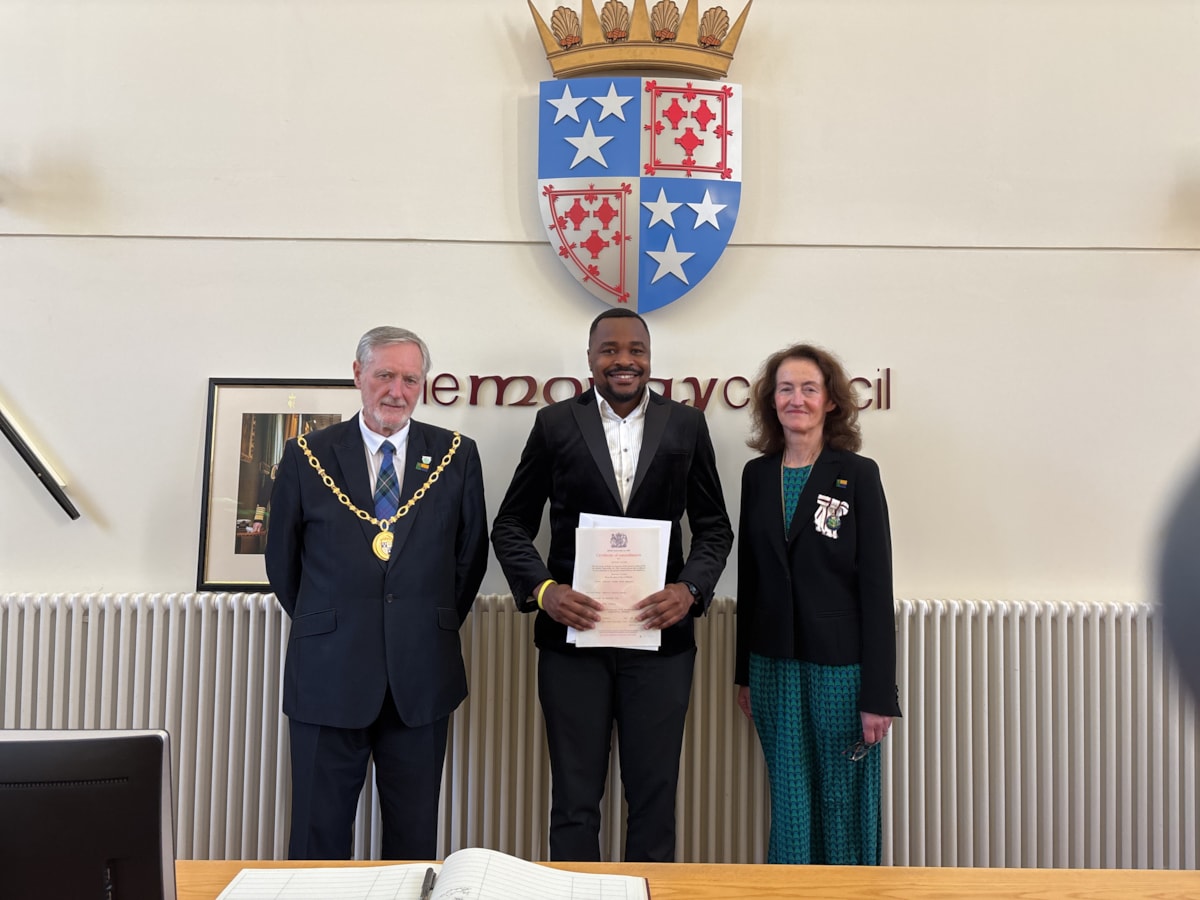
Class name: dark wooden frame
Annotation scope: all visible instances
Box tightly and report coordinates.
[197,378,356,591]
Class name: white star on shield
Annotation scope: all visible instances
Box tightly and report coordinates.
[646,235,694,284]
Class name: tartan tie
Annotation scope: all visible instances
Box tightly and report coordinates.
[374,441,401,520]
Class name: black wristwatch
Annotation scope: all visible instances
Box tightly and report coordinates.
[681,581,703,613]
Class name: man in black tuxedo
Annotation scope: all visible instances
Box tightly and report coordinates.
[491,308,733,862]
[266,326,488,860]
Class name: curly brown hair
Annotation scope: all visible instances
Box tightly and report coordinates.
[746,343,862,455]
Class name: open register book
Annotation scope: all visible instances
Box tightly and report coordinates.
[217,846,651,899]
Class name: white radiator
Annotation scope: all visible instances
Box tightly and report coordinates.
[890,599,1198,869]
[1,593,1195,867]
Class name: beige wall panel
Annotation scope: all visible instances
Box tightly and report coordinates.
[749,0,1200,248]
[2,1,1198,247]
[1,237,1196,603]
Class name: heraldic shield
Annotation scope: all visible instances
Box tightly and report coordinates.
[537,76,742,312]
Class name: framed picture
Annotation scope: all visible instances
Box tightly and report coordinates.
[197,378,358,591]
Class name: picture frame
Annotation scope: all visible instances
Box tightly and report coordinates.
[197,378,358,591]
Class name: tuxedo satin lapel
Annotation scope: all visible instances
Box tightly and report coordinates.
[573,393,621,508]
[386,423,429,565]
[331,418,381,557]
[629,393,667,502]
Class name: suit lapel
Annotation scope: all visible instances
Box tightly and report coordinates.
[573,391,622,508]
[760,454,792,571]
[629,391,667,503]
[786,448,838,548]
[330,416,383,560]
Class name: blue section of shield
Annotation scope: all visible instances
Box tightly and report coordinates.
[538,77,642,180]
[637,177,742,313]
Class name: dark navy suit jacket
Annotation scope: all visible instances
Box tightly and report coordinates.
[735,447,901,716]
[266,415,488,729]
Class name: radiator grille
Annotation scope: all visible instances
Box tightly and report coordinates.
[1,593,1195,867]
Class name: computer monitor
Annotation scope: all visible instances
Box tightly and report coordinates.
[0,728,177,900]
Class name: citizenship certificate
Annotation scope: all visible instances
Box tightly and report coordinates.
[571,519,667,650]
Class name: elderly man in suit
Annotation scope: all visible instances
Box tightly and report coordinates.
[266,325,488,860]
[491,307,733,862]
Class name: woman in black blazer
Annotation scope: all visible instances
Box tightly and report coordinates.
[735,343,901,865]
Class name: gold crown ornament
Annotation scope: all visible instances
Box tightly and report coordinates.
[529,0,752,80]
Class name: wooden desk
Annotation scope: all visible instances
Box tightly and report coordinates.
[176,859,1200,900]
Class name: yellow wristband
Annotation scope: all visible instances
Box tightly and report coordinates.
[536,580,556,610]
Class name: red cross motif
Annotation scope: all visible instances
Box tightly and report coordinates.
[643,81,736,180]
[675,127,704,159]
[662,98,688,130]
[594,197,619,230]
[542,182,634,304]
[580,230,609,259]
[564,198,589,230]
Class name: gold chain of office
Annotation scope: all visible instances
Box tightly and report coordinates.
[296,431,461,561]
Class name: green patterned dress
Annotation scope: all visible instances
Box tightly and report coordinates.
[748,463,882,865]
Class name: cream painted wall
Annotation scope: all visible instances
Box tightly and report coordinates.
[2,1,1199,603]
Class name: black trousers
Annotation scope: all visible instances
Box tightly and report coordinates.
[538,645,696,862]
[287,687,449,860]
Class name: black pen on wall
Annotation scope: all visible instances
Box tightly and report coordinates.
[0,397,80,520]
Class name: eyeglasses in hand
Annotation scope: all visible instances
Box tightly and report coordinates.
[843,740,871,762]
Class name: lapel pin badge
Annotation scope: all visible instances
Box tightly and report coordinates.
[416,455,432,471]
[836,478,848,488]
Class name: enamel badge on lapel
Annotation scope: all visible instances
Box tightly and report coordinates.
[529,1,751,311]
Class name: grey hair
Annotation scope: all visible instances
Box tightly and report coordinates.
[355,326,432,378]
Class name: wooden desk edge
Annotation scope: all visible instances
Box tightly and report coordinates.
[176,858,1200,900]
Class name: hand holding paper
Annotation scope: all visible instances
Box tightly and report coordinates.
[540,582,602,630]
[634,581,695,630]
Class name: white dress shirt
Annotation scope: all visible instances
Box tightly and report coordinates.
[596,389,650,511]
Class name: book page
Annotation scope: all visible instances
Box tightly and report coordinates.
[216,863,439,899]
[436,848,649,900]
